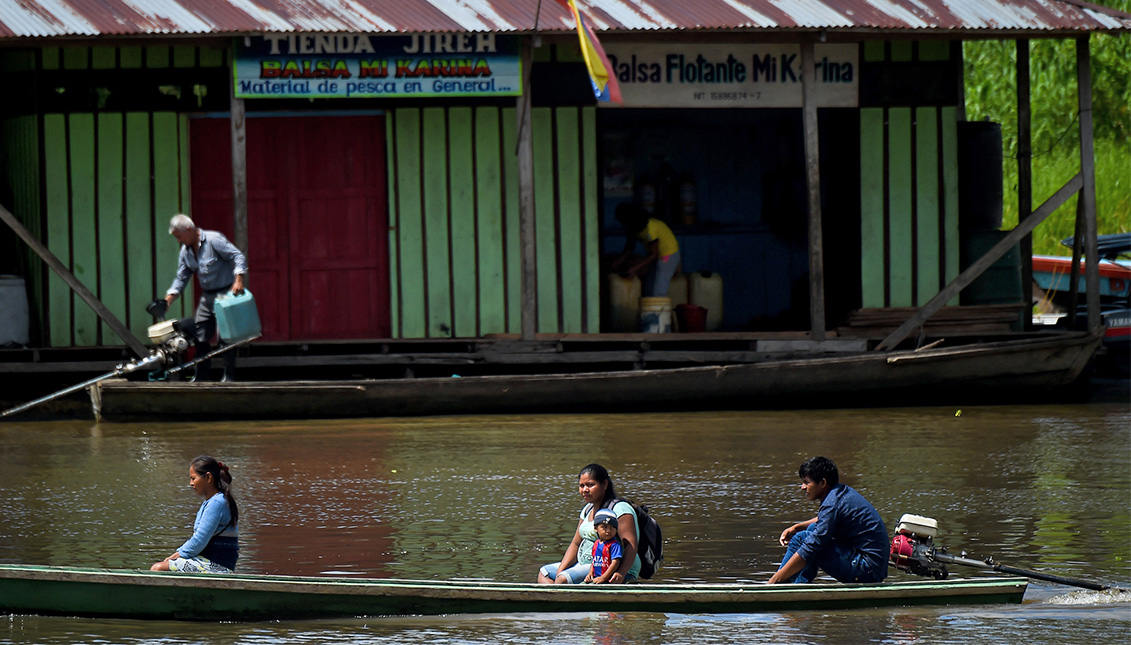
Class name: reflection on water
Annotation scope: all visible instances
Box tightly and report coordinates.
[1,402,1128,643]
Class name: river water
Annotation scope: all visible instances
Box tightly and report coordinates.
[1,401,1128,643]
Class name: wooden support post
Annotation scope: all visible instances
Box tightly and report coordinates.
[1016,39,1032,330]
[230,46,249,256]
[800,42,826,341]
[517,37,538,341]
[876,173,1082,351]
[0,203,149,357]
[1076,37,1100,333]
[1068,196,1083,327]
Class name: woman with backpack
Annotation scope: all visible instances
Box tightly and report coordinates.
[537,463,641,584]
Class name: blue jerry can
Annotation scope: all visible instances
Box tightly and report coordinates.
[214,290,262,343]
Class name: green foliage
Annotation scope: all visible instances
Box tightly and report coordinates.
[963,3,1130,255]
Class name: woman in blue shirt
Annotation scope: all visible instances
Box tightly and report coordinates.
[151,455,240,573]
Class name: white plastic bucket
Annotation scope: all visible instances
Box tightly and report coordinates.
[0,275,30,346]
[639,297,672,333]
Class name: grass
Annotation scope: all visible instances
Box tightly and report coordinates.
[964,13,1130,257]
[1002,137,1130,256]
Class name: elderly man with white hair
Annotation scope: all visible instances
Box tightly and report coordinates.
[164,214,248,382]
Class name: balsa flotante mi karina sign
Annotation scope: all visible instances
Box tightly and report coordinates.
[234,34,522,99]
[600,43,859,108]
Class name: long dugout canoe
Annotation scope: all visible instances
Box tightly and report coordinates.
[89,332,1100,420]
[0,565,1027,621]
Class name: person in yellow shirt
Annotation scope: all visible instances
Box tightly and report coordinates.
[611,203,681,297]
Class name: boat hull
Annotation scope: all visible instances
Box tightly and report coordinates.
[0,565,1027,621]
[90,333,1100,420]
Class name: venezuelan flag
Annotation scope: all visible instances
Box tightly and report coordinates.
[556,0,622,103]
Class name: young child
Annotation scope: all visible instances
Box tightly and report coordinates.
[585,509,623,584]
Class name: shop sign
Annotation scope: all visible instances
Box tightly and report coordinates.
[602,43,858,108]
[234,34,522,99]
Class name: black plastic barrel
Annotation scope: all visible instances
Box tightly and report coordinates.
[957,121,1004,232]
[961,230,1023,306]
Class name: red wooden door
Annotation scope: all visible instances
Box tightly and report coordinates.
[189,116,390,341]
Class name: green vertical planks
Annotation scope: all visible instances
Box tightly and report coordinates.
[532,107,558,332]
[447,107,477,336]
[501,107,521,333]
[44,115,69,345]
[384,106,598,339]
[915,108,941,305]
[940,106,960,305]
[178,115,192,215]
[124,112,154,341]
[152,113,184,320]
[475,107,506,335]
[176,114,192,321]
[555,107,583,333]
[385,115,401,338]
[422,107,452,337]
[2,116,43,332]
[859,108,885,308]
[97,113,127,344]
[392,109,426,338]
[887,107,913,307]
[68,113,98,346]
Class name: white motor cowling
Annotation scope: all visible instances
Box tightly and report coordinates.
[147,320,192,360]
[890,513,948,580]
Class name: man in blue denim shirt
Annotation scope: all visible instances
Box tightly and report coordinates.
[164,214,248,382]
[768,456,888,584]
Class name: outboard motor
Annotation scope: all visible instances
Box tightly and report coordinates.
[890,514,949,580]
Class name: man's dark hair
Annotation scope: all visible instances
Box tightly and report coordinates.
[799,456,839,487]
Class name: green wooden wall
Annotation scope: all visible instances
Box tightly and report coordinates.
[40,111,192,347]
[0,43,224,347]
[859,42,960,309]
[1,114,43,339]
[386,106,599,338]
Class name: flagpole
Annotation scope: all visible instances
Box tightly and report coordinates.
[517,35,538,341]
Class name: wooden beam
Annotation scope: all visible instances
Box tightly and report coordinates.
[0,203,149,357]
[1068,195,1083,326]
[1016,39,1033,331]
[876,172,1082,351]
[800,42,826,341]
[1076,37,1100,332]
[517,37,538,341]
[230,82,249,255]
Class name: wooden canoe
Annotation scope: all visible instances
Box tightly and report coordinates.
[88,332,1099,420]
[0,565,1027,621]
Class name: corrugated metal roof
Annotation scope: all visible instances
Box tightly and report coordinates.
[0,0,1127,40]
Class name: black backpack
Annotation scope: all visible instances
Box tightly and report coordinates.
[598,497,663,579]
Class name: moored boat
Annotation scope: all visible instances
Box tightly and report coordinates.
[0,564,1027,621]
[89,332,1099,420]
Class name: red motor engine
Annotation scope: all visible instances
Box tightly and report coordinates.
[889,514,948,580]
